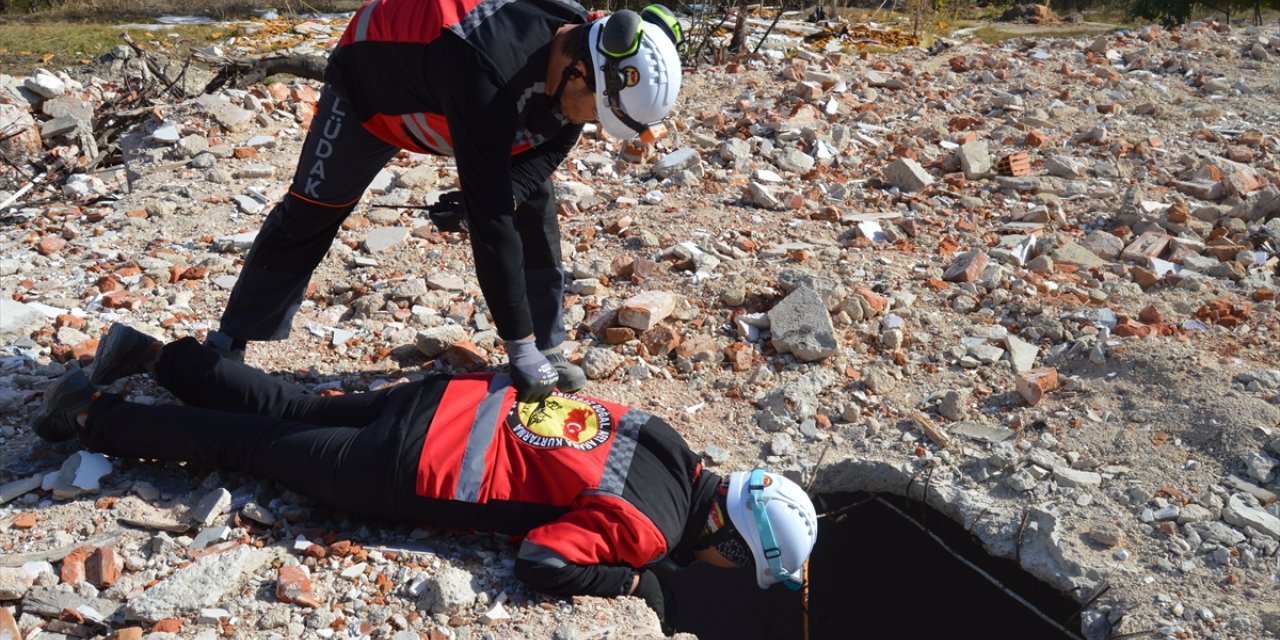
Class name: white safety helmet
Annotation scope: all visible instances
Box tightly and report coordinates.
[725,469,819,589]
[587,10,682,140]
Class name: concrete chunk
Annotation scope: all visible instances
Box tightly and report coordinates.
[884,158,933,192]
[1222,494,1280,539]
[768,287,838,361]
[123,545,268,622]
[618,291,677,332]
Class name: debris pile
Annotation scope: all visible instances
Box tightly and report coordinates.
[2,11,1280,640]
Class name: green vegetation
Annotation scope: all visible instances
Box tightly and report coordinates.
[0,0,362,18]
[1129,0,1280,26]
[0,22,238,75]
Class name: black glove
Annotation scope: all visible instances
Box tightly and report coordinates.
[506,337,558,403]
[428,190,468,233]
[632,569,677,635]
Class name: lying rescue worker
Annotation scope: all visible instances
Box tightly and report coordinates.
[206,0,685,405]
[31,324,818,630]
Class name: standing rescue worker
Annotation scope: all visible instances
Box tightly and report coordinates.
[32,324,818,632]
[207,0,685,403]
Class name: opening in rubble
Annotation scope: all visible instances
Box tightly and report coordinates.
[657,492,1083,640]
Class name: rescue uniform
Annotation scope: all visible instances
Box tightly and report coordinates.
[80,338,719,600]
[219,0,587,351]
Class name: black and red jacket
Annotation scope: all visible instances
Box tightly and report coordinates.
[395,374,720,599]
[325,0,588,342]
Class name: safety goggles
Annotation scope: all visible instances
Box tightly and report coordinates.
[747,469,805,590]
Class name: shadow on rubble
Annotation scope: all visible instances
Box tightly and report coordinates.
[657,492,1082,640]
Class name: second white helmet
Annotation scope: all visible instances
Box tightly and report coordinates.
[725,469,819,589]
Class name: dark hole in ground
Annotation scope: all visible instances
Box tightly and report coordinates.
[656,492,1083,640]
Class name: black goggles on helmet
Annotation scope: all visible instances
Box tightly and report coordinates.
[592,10,653,136]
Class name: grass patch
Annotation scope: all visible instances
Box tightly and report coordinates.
[0,21,238,75]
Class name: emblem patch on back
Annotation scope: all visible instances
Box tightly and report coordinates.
[509,394,613,450]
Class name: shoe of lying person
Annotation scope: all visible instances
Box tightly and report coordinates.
[542,347,587,393]
[30,369,96,442]
[90,324,161,386]
[204,330,246,363]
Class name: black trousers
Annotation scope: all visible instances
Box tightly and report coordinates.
[80,338,436,520]
[218,84,566,349]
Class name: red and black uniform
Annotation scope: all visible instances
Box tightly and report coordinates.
[80,338,719,600]
[217,0,586,351]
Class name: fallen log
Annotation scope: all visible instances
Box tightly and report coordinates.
[196,51,328,93]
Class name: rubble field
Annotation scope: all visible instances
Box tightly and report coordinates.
[2,11,1280,640]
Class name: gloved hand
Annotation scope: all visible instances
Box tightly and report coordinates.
[506,337,558,403]
[428,190,468,233]
[631,570,677,634]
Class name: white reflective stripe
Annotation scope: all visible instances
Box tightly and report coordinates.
[401,113,453,155]
[453,374,511,503]
[516,539,570,567]
[598,410,646,495]
[353,0,380,42]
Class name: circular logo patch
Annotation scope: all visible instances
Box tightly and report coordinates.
[622,66,641,88]
[508,394,612,450]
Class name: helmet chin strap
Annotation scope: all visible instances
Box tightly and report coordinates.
[550,62,583,109]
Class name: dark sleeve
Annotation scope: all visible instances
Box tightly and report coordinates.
[510,122,582,207]
[431,36,533,340]
[514,549,636,598]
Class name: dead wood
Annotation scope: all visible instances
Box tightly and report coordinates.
[196,51,328,94]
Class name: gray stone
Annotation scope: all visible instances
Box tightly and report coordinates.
[1053,467,1102,488]
[426,273,467,291]
[777,269,844,311]
[24,69,65,98]
[719,138,751,164]
[1044,155,1084,179]
[1007,469,1038,491]
[774,146,815,175]
[1185,521,1246,546]
[1176,503,1214,524]
[652,148,700,179]
[958,140,991,179]
[580,347,623,380]
[1080,231,1125,260]
[196,95,253,132]
[0,295,46,339]
[416,565,478,615]
[749,182,781,209]
[1242,451,1278,484]
[1085,522,1124,547]
[40,115,80,138]
[0,566,35,599]
[240,502,275,526]
[232,195,264,215]
[949,421,1014,443]
[1237,369,1280,389]
[364,227,411,253]
[124,546,268,622]
[883,158,933,192]
[1004,334,1038,373]
[937,389,969,421]
[768,287,838,362]
[862,367,897,394]
[190,488,231,527]
[1223,494,1280,539]
[416,325,468,357]
[1052,242,1108,268]
[770,433,796,457]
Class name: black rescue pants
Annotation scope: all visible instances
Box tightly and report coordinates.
[79,338,437,520]
[217,85,567,349]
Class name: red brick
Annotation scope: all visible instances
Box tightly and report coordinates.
[1114,317,1152,338]
[1130,267,1160,290]
[55,314,85,329]
[997,152,1030,176]
[1016,368,1059,406]
[854,287,887,315]
[71,338,99,363]
[942,250,989,283]
[86,546,120,588]
[723,342,754,372]
[1024,129,1049,148]
[603,327,635,345]
[37,235,67,256]
[1138,305,1164,324]
[102,290,145,311]
[151,619,183,634]
[180,266,210,281]
[110,627,144,640]
[441,342,488,371]
[12,512,36,528]
[60,545,95,585]
[0,602,19,639]
[277,565,321,607]
[232,147,257,159]
[640,325,680,358]
[1120,231,1170,263]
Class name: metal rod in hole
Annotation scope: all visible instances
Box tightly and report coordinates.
[873,497,1086,640]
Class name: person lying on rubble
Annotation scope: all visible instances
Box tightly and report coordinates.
[31,323,818,631]
[205,0,686,406]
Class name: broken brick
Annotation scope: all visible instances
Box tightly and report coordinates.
[37,235,67,256]
[1119,231,1170,263]
[86,546,120,588]
[60,545,95,585]
[441,342,487,372]
[942,250,989,283]
[996,152,1030,176]
[1016,368,1059,406]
